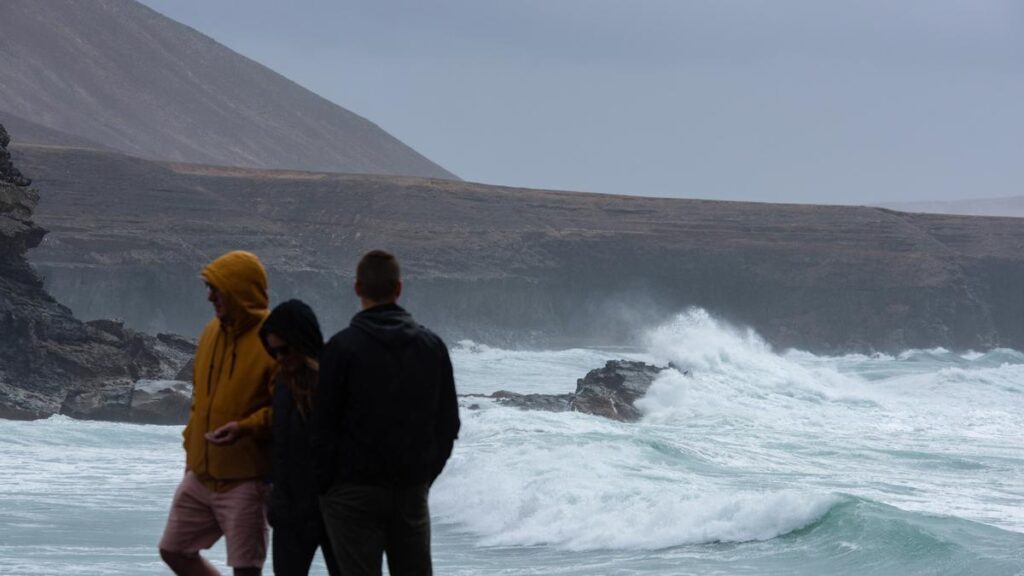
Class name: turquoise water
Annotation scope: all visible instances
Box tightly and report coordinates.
[2,310,1023,575]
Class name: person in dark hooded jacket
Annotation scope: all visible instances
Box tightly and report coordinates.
[312,250,460,576]
[259,300,340,576]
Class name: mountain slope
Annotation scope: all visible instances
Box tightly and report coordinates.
[0,0,455,178]
[0,110,113,151]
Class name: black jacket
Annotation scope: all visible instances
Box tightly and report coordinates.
[311,304,460,490]
[269,374,322,526]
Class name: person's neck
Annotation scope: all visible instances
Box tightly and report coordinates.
[360,298,397,311]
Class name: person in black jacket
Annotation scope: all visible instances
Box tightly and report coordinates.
[312,250,460,576]
[259,300,340,576]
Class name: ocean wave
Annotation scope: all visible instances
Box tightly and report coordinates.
[434,467,839,551]
[634,309,879,425]
[631,310,1024,424]
[783,497,1024,574]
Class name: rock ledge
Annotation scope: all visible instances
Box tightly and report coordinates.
[490,360,668,422]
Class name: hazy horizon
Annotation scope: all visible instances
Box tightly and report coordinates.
[135,0,1024,205]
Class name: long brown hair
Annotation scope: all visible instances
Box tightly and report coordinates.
[285,356,319,418]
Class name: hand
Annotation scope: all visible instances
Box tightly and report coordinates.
[205,421,242,446]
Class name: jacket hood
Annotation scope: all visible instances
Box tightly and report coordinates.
[350,303,419,347]
[201,251,269,333]
[260,299,324,359]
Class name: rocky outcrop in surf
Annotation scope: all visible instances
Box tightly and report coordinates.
[491,360,666,422]
[0,122,193,422]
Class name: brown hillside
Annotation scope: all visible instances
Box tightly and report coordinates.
[0,0,454,178]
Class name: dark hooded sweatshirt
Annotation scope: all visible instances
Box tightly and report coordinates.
[259,300,324,526]
[311,303,460,491]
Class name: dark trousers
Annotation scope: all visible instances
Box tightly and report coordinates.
[272,516,340,576]
[320,483,432,576]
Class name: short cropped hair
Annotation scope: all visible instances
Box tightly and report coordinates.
[356,250,401,301]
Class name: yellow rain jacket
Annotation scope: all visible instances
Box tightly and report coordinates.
[183,251,276,490]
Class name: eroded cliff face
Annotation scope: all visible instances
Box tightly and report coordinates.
[0,123,191,420]
[16,141,1024,354]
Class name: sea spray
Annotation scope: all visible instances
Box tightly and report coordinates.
[450,340,655,396]
[636,308,878,425]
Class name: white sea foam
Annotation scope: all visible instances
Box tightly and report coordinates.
[436,309,1024,551]
[636,309,879,426]
[432,406,837,550]
[2,309,1023,574]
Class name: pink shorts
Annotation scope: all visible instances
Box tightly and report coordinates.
[159,472,269,569]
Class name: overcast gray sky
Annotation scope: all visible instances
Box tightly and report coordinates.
[137,0,1023,204]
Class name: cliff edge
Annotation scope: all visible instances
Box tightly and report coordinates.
[0,123,192,421]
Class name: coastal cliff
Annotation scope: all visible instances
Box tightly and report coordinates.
[0,124,192,421]
[13,141,1024,353]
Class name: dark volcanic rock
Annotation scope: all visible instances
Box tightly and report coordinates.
[61,379,135,421]
[58,331,194,423]
[490,390,574,413]
[493,360,667,422]
[569,360,664,422]
[174,358,195,382]
[0,123,193,422]
[128,380,191,425]
[0,124,31,187]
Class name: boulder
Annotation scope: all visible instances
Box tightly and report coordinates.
[491,360,670,422]
[129,380,191,425]
[569,360,664,422]
[60,378,134,421]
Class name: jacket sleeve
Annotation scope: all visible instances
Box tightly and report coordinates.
[311,336,346,493]
[237,366,275,440]
[237,405,272,438]
[431,340,461,484]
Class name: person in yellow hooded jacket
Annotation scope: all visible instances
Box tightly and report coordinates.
[159,251,277,576]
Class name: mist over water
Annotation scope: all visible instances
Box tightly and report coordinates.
[2,309,1023,574]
